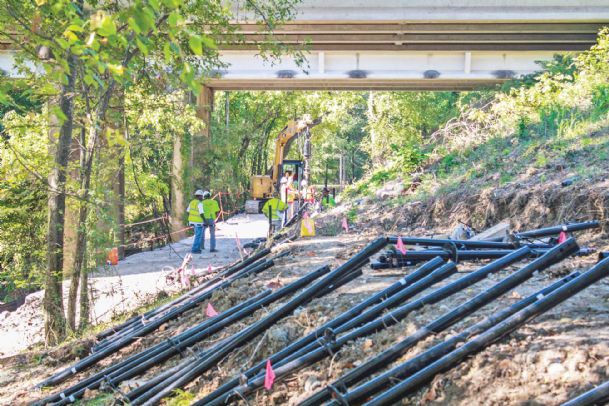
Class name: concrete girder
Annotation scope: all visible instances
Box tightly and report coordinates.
[206,50,557,90]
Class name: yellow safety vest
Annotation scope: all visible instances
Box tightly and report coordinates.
[262,198,288,220]
[188,199,204,224]
[202,198,220,219]
[321,195,336,208]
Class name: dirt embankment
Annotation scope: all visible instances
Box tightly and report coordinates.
[354,168,609,244]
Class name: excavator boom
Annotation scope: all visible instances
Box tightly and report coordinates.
[246,115,321,213]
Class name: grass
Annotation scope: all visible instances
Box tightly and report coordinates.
[344,110,609,212]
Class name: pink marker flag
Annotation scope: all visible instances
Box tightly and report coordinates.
[341,217,349,232]
[558,231,568,244]
[207,264,213,273]
[206,302,219,317]
[396,236,407,255]
[264,359,276,390]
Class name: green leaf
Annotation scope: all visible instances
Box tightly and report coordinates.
[163,42,172,63]
[83,73,96,87]
[136,37,149,56]
[167,11,180,28]
[50,105,67,124]
[97,15,117,37]
[67,24,84,33]
[188,35,202,55]
[127,17,142,34]
[107,64,124,77]
[162,0,180,9]
[56,38,69,49]
[149,0,160,12]
[200,35,217,50]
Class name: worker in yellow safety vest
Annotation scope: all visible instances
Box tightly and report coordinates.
[187,190,206,254]
[321,188,336,209]
[262,194,288,234]
[201,191,220,252]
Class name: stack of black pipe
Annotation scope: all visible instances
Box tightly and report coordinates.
[94,247,271,350]
[301,238,579,405]
[373,221,598,270]
[36,249,274,390]
[36,261,333,405]
[362,255,609,406]
[200,241,575,406]
[117,237,387,405]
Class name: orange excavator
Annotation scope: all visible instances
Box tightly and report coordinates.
[245,115,321,213]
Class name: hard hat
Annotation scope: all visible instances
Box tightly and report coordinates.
[194,189,204,196]
[202,190,211,198]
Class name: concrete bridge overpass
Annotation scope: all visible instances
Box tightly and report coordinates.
[1,1,608,91]
[210,0,609,91]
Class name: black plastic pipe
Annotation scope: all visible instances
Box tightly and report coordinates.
[39,261,328,405]
[92,250,273,353]
[266,261,459,368]
[386,237,551,250]
[128,238,389,405]
[331,272,580,406]
[514,220,599,239]
[126,261,334,406]
[310,239,579,405]
[93,248,271,346]
[37,289,274,406]
[37,258,275,389]
[562,380,609,406]
[364,256,609,406]
[105,265,331,398]
[196,257,447,406]
[207,248,531,405]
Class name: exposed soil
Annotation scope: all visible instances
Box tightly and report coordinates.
[2,174,609,406]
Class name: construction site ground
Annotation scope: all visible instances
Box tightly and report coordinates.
[2,195,609,405]
[0,213,268,358]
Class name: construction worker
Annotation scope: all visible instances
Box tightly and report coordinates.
[187,190,206,254]
[321,188,336,209]
[201,191,220,252]
[262,193,288,234]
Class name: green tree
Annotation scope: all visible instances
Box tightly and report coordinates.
[0,0,301,342]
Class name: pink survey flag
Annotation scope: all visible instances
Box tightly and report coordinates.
[396,236,407,255]
[264,359,276,390]
[558,231,568,244]
[207,264,213,273]
[342,217,349,232]
[206,302,219,317]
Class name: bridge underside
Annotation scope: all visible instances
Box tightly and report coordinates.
[208,49,558,91]
[208,18,607,91]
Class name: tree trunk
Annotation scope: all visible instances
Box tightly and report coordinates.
[67,126,90,331]
[44,54,76,345]
[78,241,90,330]
[117,145,125,260]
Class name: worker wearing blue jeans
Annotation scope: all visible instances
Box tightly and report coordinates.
[187,190,206,253]
[201,191,221,252]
